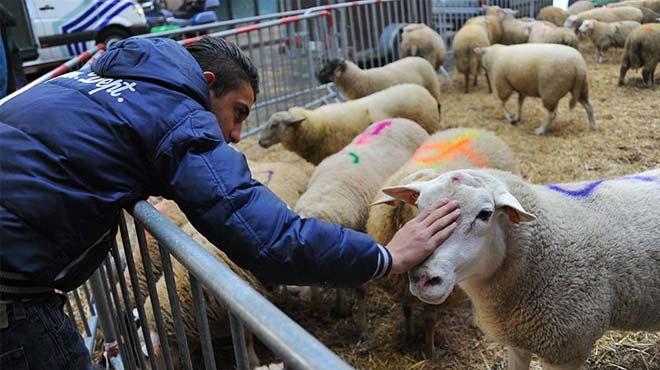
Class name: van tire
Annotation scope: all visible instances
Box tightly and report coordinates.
[97,27,130,47]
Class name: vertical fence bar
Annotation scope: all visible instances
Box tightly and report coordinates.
[228,312,251,370]
[82,283,95,316]
[73,289,92,337]
[134,221,175,370]
[189,274,217,370]
[355,5,367,67]
[104,257,137,370]
[364,3,376,67]
[90,270,117,348]
[158,243,194,370]
[118,214,161,370]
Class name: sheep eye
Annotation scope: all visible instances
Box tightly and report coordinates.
[476,209,492,222]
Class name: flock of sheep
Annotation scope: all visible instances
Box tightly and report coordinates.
[113,2,659,369]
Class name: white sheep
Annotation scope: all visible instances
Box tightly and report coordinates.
[564,6,644,31]
[567,0,594,15]
[366,128,515,358]
[257,84,442,164]
[452,18,494,93]
[398,23,449,77]
[316,57,442,102]
[476,43,596,135]
[528,21,580,49]
[578,19,641,63]
[619,23,660,87]
[538,6,570,27]
[499,9,535,44]
[294,118,430,341]
[380,168,660,370]
[608,0,660,13]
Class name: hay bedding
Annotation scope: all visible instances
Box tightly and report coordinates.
[239,42,659,370]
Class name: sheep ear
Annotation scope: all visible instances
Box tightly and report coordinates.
[334,60,346,77]
[380,182,425,206]
[371,194,400,206]
[283,116,305,127]
[494,192,536,224]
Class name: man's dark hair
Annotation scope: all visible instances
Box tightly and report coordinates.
[186,37,260,100]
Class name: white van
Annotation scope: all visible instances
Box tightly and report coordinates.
[7,0,149,72]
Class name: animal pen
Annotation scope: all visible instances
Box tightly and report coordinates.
[0,0,585,369]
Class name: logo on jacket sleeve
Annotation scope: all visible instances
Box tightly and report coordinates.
[54,71,137,103]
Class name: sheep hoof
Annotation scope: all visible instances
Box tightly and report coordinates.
[506,114,519,125]
[534,128,546,136]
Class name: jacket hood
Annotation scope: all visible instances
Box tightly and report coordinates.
[92,37,210,109]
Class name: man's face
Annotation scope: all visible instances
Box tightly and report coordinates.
[207,78,255,144]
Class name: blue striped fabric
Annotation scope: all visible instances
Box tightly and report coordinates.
[96,2,133,30]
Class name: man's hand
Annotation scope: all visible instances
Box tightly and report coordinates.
[385,199,460,274]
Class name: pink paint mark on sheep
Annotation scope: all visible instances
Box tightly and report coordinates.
[355,120,393,146]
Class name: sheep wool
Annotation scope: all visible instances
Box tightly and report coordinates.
[366,128,515,358]
[538,6,570,26]
[294,118,429,339]
[317,57,442,102]
[258,84,442,164]
[478,43,596,135]
[386,168,660,369]
[398,23,447,70]
[528,21,580,49]
[452,21,493,93]
[579,20,641,63]
[619,23,660,87]
[568,0,594,14]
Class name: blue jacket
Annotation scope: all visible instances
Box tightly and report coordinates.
[0,38,390,292]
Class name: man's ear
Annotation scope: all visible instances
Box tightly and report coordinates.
[203,71,216,86]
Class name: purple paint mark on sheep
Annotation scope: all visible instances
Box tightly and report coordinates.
[546,175,658,198]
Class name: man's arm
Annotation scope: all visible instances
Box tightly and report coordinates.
[151,111,390,287]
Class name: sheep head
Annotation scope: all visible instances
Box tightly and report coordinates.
[578,19,596,34]
[258,111,305,148]
[381,169,535,305]
[317,59,347,84]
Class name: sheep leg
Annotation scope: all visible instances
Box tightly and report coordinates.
[500,96,518,125]
[618,62,629,86]
[473,72,479,87]
[439,66,450,80]
[464,72,470,94]
[513,94,525,124]
[422,305,437,359]
[534,108,557,135]
[507,347,532,370]
[355,287,368,342]
[485,71,493,94]
[642,65,655,88]
[596,48,604,64]
[580,98,596,130]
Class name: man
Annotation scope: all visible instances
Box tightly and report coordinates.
[0,37,459,369]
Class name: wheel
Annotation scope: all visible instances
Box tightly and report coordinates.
[97,27,130,47]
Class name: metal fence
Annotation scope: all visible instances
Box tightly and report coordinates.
[2,1,558,369]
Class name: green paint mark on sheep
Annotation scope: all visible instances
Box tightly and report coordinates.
[348,152,360,164]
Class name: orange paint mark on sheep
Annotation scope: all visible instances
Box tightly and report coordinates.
[641,23,660,31]
[412,131,487,167]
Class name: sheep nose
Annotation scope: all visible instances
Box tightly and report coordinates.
[409,272,425,285]
[424,276,443,287]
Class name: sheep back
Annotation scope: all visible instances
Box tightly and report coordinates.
[577,6,644,23]
[538,6,570,26]
[452,23,491,76]
[568,0,595,14]
[399,24,447,69]
[528,21,579,48]
[367,128,515,246]
[484,44,588,108]
[295,118,429,231]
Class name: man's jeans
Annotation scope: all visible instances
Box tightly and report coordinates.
[0,293,93,370]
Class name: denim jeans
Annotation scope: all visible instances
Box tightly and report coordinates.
[0,293,93,370]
